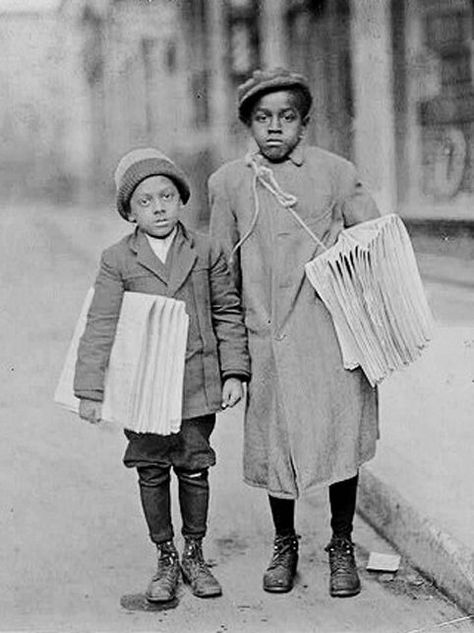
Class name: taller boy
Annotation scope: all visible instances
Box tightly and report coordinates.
[209,68,380,597]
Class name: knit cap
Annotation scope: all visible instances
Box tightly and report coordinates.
[237,67,312,123]
[114,148,190,220]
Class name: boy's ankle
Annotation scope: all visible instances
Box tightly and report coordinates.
[157,539,178,555]
[182,536,204,558]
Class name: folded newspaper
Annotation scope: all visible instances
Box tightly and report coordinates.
[54,289,189,434]
[305,214,434,387]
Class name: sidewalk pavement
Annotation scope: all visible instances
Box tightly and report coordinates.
[5,203,470,632]
[43,204,474,615]
[358,249,474,615]
[416,252,474,290]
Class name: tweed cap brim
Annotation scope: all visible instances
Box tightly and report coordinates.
[238,68,312,123]
[115,155,190,221]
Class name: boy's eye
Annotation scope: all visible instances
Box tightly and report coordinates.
[283,112,296,122]
[162,191,175,201]
[254,113,269,123]
[139,198,150,206]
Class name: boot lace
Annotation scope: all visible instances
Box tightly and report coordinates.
[267,534,299,571]
[325,537,356,574]
[153,543,179,585]
[182,539,213,579]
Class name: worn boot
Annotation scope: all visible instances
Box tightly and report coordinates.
[325,536,361,597]
[181,538,222,598]
[263,533,299,593]
[145,540,180,602]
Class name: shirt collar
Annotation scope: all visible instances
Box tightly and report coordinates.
[145,225,178,246]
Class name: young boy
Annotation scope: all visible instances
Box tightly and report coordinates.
[74,148,250,602]
[209,68,380,598]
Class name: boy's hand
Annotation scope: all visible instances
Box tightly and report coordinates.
[221,377,244,409]
[79,398,103,424]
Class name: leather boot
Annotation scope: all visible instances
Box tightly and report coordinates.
[325,536,361,597]
[263,533,299,593]
[181,537,222,598]
[145,540,180,602]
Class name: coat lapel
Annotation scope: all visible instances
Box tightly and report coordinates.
[167,224,197,297]
[132,229,169,285]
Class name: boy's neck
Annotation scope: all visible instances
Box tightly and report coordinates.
[257,141,304,165]
[142,225,178,242]
[256,140,304,166]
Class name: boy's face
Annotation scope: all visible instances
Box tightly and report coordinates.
[129,175,181,238]
[249,90,308,162]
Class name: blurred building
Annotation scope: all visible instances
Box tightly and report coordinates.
[0,0,473,240]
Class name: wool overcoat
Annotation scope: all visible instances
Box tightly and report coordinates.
[74,223,250,420]
[209,144,380,499]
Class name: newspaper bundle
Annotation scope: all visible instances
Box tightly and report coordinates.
[305,214,434,387]
[54,290,189,434]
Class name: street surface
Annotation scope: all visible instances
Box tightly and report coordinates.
[0,205,472,633]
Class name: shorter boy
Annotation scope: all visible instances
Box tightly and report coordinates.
[74,148,250,602]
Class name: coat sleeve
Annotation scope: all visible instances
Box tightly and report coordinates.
[73,248,124,401]
[208,241,250,382]
[208,169,242,291]
[337,161,381,227]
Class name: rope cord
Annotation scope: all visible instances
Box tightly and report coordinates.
[229,152,327,264]
[229,170,261,265]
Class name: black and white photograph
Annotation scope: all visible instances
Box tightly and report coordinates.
[1,1,474,632]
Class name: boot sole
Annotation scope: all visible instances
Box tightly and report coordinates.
[330,586,361,598]
[263,568,297,593]
[145,592,177,603]
[263,584,294,593]
[181,571,222,598]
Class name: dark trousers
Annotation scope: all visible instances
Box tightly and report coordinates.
[123,415,216,546]
[138,465,209,544]
[269,473,359,540]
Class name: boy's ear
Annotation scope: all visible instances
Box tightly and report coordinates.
[302,114,310,127]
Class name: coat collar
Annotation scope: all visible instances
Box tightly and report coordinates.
[251,139,305,168]
[129,223,197,295]
[131,227,169,284]
[167,222,198,296]
[288,141,305,166]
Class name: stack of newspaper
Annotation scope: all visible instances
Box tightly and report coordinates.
[54,290,189,434]
[305,214,434,387]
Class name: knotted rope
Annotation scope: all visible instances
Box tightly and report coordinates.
[229,152,327,264]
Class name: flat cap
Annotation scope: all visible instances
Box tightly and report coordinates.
[237,67,312,123]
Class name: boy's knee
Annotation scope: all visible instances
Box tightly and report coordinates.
[137,465,170,488]
[175,468,209,483]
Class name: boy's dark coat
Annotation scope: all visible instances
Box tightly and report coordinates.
[74,222,250,419]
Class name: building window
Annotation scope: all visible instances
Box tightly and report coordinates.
[416,2,474,201]
[285,0,353,158]
[182,0,210,128]
[226,0,260,81]
[82,7,104,86]
[165,41,177,74]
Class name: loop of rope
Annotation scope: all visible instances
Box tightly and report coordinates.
[229,152,327,264]
[229,169,261,265]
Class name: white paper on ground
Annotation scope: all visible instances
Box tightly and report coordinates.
[366,552,401,572]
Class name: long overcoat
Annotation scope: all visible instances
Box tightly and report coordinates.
[209,143,380,499]
[74,222,250,420]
